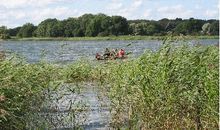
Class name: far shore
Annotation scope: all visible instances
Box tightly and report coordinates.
[4,35,219,41]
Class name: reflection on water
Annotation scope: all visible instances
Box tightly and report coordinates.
[28,83,110,130]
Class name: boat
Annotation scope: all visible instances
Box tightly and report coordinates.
[95,48,128,60]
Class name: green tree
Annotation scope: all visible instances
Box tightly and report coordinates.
[111,16,129,36]
[0,26,10,39]
[129,22,146,35]
[210,21,219,35]
[35,18,64,37]
[17,23,36,37]
[63,18,77,37]
[5,14,219,37]
[78,14,95,36]
[174,18,204,35]
[8,27,21,36]
[202,23,211,35]
[159,18,169,31]
[144,22,161,35]
[174,21,188,35]
[129,22,161,35]
[85,14,111,36]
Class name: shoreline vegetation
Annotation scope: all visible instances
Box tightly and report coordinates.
[0,14,219,40]
[4,35,219,41]
[0,38,218,129]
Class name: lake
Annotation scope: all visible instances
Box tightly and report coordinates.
[0,39,218,63]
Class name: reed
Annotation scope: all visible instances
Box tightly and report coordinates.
[97,41,219,129]
[0,38,218,129]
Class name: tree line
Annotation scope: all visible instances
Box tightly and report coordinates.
[0,13,219,39]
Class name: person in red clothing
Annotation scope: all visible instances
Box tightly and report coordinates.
[120,49,125,56]
[117,49,125,58]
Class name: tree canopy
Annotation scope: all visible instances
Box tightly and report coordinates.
[0,26,10,39]
[1,14,219,39]
[17,23,36,37]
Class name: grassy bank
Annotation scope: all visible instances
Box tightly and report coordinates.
[7,35,219,41]
[0,39,218,129]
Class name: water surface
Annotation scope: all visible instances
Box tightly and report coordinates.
[0,39,218,63]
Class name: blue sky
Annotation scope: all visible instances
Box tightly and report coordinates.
[0,0,219,28]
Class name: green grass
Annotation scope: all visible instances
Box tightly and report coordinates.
[97,42,219,129]
[0,58,95,129]
[8,35,219,41]
[0,38,219,129]
[0,60,64,129]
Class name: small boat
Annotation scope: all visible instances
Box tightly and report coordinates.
[95,48,128,60]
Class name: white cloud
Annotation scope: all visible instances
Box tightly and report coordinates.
[204,10,218,18]
[106,0,144,19]
[0,5,79,27]
[157,5,193,19]
[0,10,25,27]
[195,4,202,9]
[31,7,79,23]
[133,0,143,8]
[0,10,25,20]
[107,2,123,10]
[0,0,81,27]
[143,9,152,18]
[0,0,76,8]
[0,0,218,28]
[0,0,51,8]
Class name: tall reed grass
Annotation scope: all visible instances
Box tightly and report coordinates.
[0,59,64,129]
[0,39,218,129]
[98,42,219,129]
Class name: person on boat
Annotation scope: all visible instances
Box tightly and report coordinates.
[120,49,125,56]
[103,48,111,59]
[95,53,102,60]
[110,49,117,59]
[117,49,125,58]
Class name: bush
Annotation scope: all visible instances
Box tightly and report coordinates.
[0,34,10,39]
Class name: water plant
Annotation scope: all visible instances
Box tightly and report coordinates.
[0,57,99,129]
[0,58,63,129]
[97,42,219,129]
[0,38,218,129]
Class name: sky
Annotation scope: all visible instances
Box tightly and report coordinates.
[0,0,219,28]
